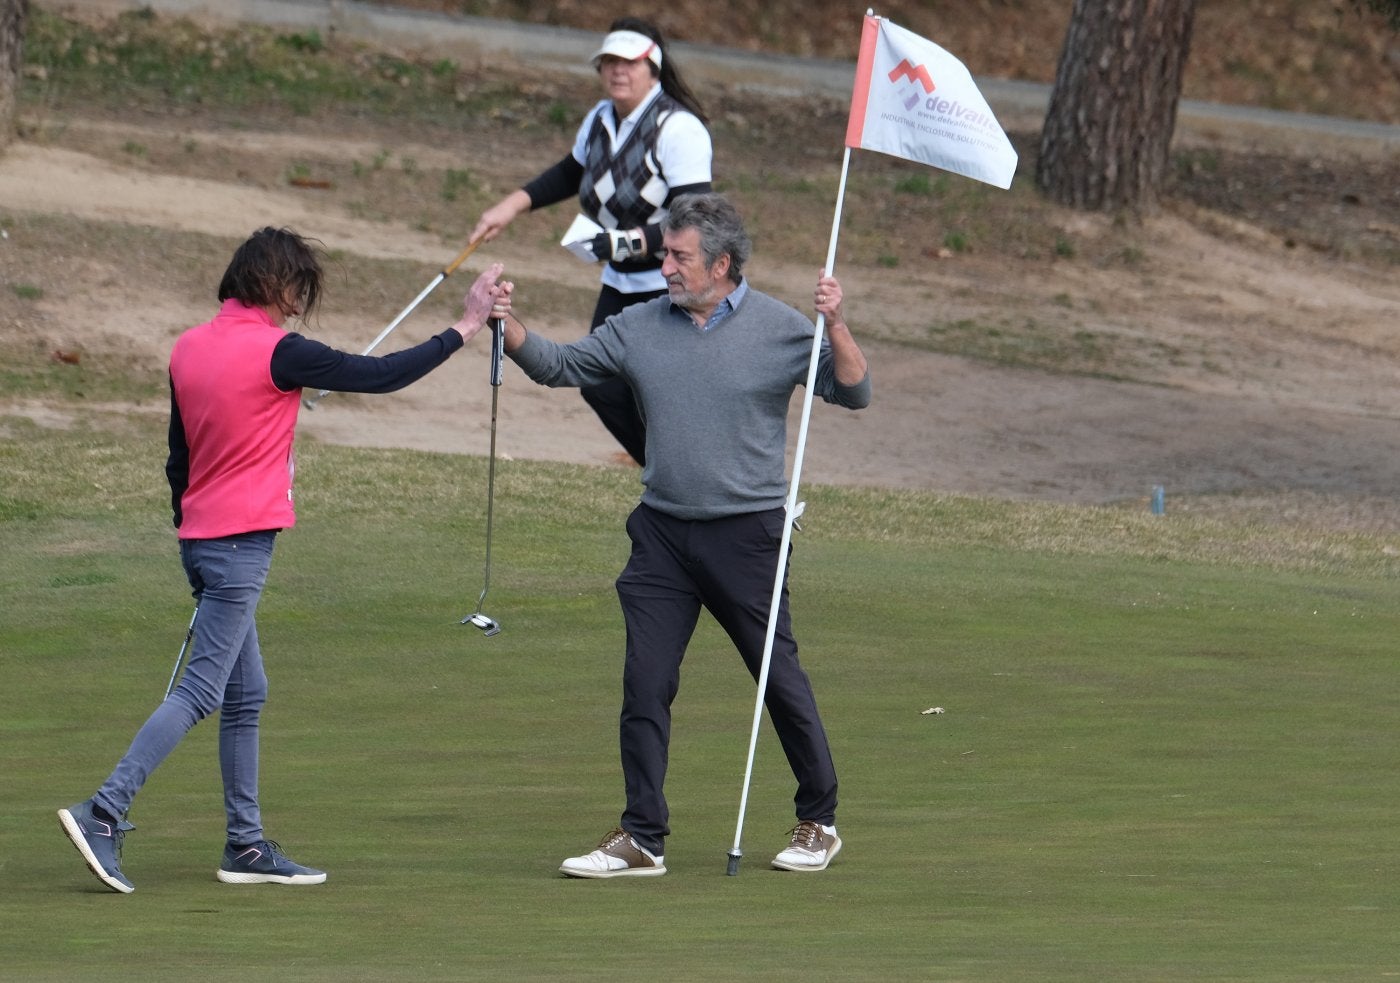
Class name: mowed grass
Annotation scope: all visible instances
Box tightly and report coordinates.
[2,416,1398,981]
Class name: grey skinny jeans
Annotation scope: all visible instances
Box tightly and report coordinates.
[94,530,275,845]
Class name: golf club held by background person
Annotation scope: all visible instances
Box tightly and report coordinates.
[304,238,486,409]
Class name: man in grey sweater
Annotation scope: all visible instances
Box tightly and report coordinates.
[501,192,871,877]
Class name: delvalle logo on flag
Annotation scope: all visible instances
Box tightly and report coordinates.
[845,13,1018,190]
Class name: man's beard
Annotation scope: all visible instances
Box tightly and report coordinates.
[667,277,717,313]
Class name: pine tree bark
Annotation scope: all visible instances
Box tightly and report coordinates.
[1036,0,1196,214]
[0,0,26,153]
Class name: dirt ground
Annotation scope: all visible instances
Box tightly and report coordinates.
[3,6,1400,531]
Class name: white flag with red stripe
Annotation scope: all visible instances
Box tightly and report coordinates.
[845,13,1018,189]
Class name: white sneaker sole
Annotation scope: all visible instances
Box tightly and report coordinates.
[58,808,134,894]
[558,862,667,879]
[216,869,327,885]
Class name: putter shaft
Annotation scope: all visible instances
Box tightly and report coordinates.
[165,604,199,699]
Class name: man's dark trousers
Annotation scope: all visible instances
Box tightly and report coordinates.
[614,502,839,855]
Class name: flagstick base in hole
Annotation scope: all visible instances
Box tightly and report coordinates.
[727,850,741,876]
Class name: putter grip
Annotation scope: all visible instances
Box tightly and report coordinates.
[489,318,505,387]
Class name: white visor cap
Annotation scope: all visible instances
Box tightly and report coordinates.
[592,30,662,70]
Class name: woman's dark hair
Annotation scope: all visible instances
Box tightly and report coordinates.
[609,16,709,125]
[217,226,324,320]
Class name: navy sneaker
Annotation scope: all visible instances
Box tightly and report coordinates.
[58,800,136,894]
[217,840,326,885]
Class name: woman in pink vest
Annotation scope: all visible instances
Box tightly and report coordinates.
[59,227,511,893]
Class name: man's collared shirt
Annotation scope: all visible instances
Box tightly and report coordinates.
[673,279,749,332]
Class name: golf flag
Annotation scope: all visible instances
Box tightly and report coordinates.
[845,13,1018,189]
[729,12,1018,876]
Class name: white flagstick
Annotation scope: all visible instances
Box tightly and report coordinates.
[727,146,854,876]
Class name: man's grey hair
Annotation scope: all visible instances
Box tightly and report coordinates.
[663,192,751,284]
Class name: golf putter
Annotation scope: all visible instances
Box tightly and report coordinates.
[462,317,505,636]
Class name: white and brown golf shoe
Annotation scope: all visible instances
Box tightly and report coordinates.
[559,827,666,878]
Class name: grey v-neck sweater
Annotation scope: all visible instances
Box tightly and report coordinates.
[510,285,871,520]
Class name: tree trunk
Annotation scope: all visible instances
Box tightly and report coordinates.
[1036,0,1196,214]
[0,0,25,153]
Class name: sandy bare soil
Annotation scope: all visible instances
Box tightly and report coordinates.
[3,22,1400,529]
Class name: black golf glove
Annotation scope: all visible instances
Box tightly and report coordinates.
[589,228,645,262]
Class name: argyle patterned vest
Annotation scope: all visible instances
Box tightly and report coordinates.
[579,94,681,272]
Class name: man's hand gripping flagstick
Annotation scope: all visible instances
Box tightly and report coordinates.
[725,7,1018,875]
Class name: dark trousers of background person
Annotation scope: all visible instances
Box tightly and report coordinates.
[583,285,664,467]
[614,503,839,855]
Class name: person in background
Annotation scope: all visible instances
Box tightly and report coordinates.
[58,226,512,893]
[496,193,870,877]
[470,16,712,467]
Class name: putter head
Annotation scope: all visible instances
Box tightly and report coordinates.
[462,612,500,636]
